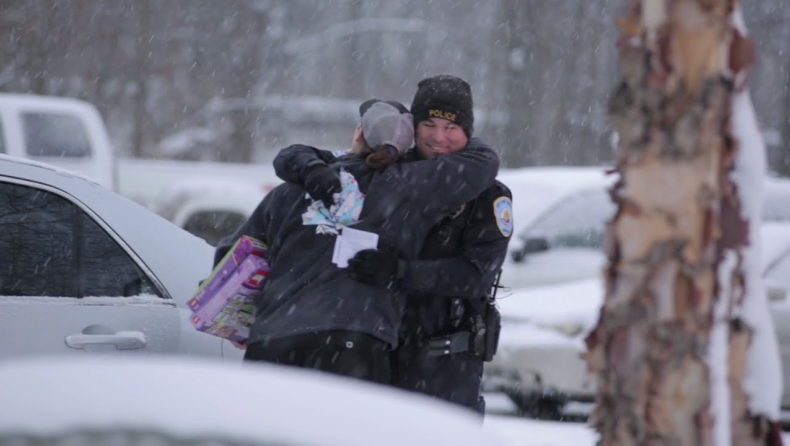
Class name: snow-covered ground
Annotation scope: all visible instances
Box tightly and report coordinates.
[484,410,790,445]
[485,415,597,446]
[482,392,597,445]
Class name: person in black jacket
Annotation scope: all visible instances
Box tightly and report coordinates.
[272,75,513,414]
[216,99,500,385]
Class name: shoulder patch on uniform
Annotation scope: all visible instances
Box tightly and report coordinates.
[332,149,350,158]
[493,196,513,237]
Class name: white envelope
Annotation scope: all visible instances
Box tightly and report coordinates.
[332,227,379,268]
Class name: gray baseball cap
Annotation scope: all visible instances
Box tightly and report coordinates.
[359,100,414,155]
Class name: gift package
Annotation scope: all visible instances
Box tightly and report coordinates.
[188,235,270,343]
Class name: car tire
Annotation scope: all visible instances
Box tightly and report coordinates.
[506,391,565,421]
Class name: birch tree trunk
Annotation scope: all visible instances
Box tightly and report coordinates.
[583,1,782,444]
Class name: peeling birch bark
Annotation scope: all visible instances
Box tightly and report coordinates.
[583,1,776,445]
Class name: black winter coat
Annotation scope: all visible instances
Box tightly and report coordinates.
[273,144,513,345]
[216,140,499,347]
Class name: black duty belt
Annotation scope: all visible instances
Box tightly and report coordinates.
[425,331,473,357]
[424,325,485,358]
[422,310,499,361]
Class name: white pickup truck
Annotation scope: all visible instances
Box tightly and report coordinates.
[0,93,280,244]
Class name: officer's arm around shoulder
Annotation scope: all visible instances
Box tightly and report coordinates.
[443,137,499,186]
[405,136,500,212]
[273,144,339,184]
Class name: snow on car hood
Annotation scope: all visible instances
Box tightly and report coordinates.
[495,279,603,350]
[0,356,503,446]
[498,278,604,329]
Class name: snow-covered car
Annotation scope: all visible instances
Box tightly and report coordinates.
[486,222,790,419]
[0,155,239,360]
[498,168,790,291]
[497,167,615,290]
[0,356,504,446]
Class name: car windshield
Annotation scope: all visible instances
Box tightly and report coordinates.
[22,113,92,158]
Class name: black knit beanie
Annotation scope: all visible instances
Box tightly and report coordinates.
[410,74,474,137]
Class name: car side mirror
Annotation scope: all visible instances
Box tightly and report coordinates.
[511,237,550,263]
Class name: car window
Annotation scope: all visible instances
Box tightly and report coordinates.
[22,112,92,158]
[0,181,161,298]
[82,212,161,297]
[0,182,74,296]
[521,188,615,249]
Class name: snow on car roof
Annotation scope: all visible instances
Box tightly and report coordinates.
[0,356,502,446]
[0,153,102,187]
[0,93,98,112]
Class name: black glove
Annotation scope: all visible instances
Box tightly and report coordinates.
[348,249,407,287]
[303,164,341,209]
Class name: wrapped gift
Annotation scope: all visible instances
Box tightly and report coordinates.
[301,169,364,235]
[188,236,270,342]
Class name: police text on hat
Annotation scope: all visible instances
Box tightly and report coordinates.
[410,74,474,137]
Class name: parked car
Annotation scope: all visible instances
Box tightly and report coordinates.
[486,221,790,420]
[498,168,615,290]
[498,169,790,291]
[0,356,504,446]
[151,178,265,246]
[0,93,280,244]
[0,154,242,361]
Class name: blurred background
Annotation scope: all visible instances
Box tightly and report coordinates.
[0,0,788,171]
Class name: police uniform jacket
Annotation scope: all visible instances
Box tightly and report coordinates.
[399,170,512,344]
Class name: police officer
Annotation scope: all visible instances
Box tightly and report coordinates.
[217,99,500,386]
[358,75,512,414]
[272,75,512,414]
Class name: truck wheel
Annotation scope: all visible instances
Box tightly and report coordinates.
[183,212,246,246]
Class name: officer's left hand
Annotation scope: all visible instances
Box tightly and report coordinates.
[347,249,405,287]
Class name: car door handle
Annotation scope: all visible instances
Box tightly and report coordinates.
[65,331,147,350]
